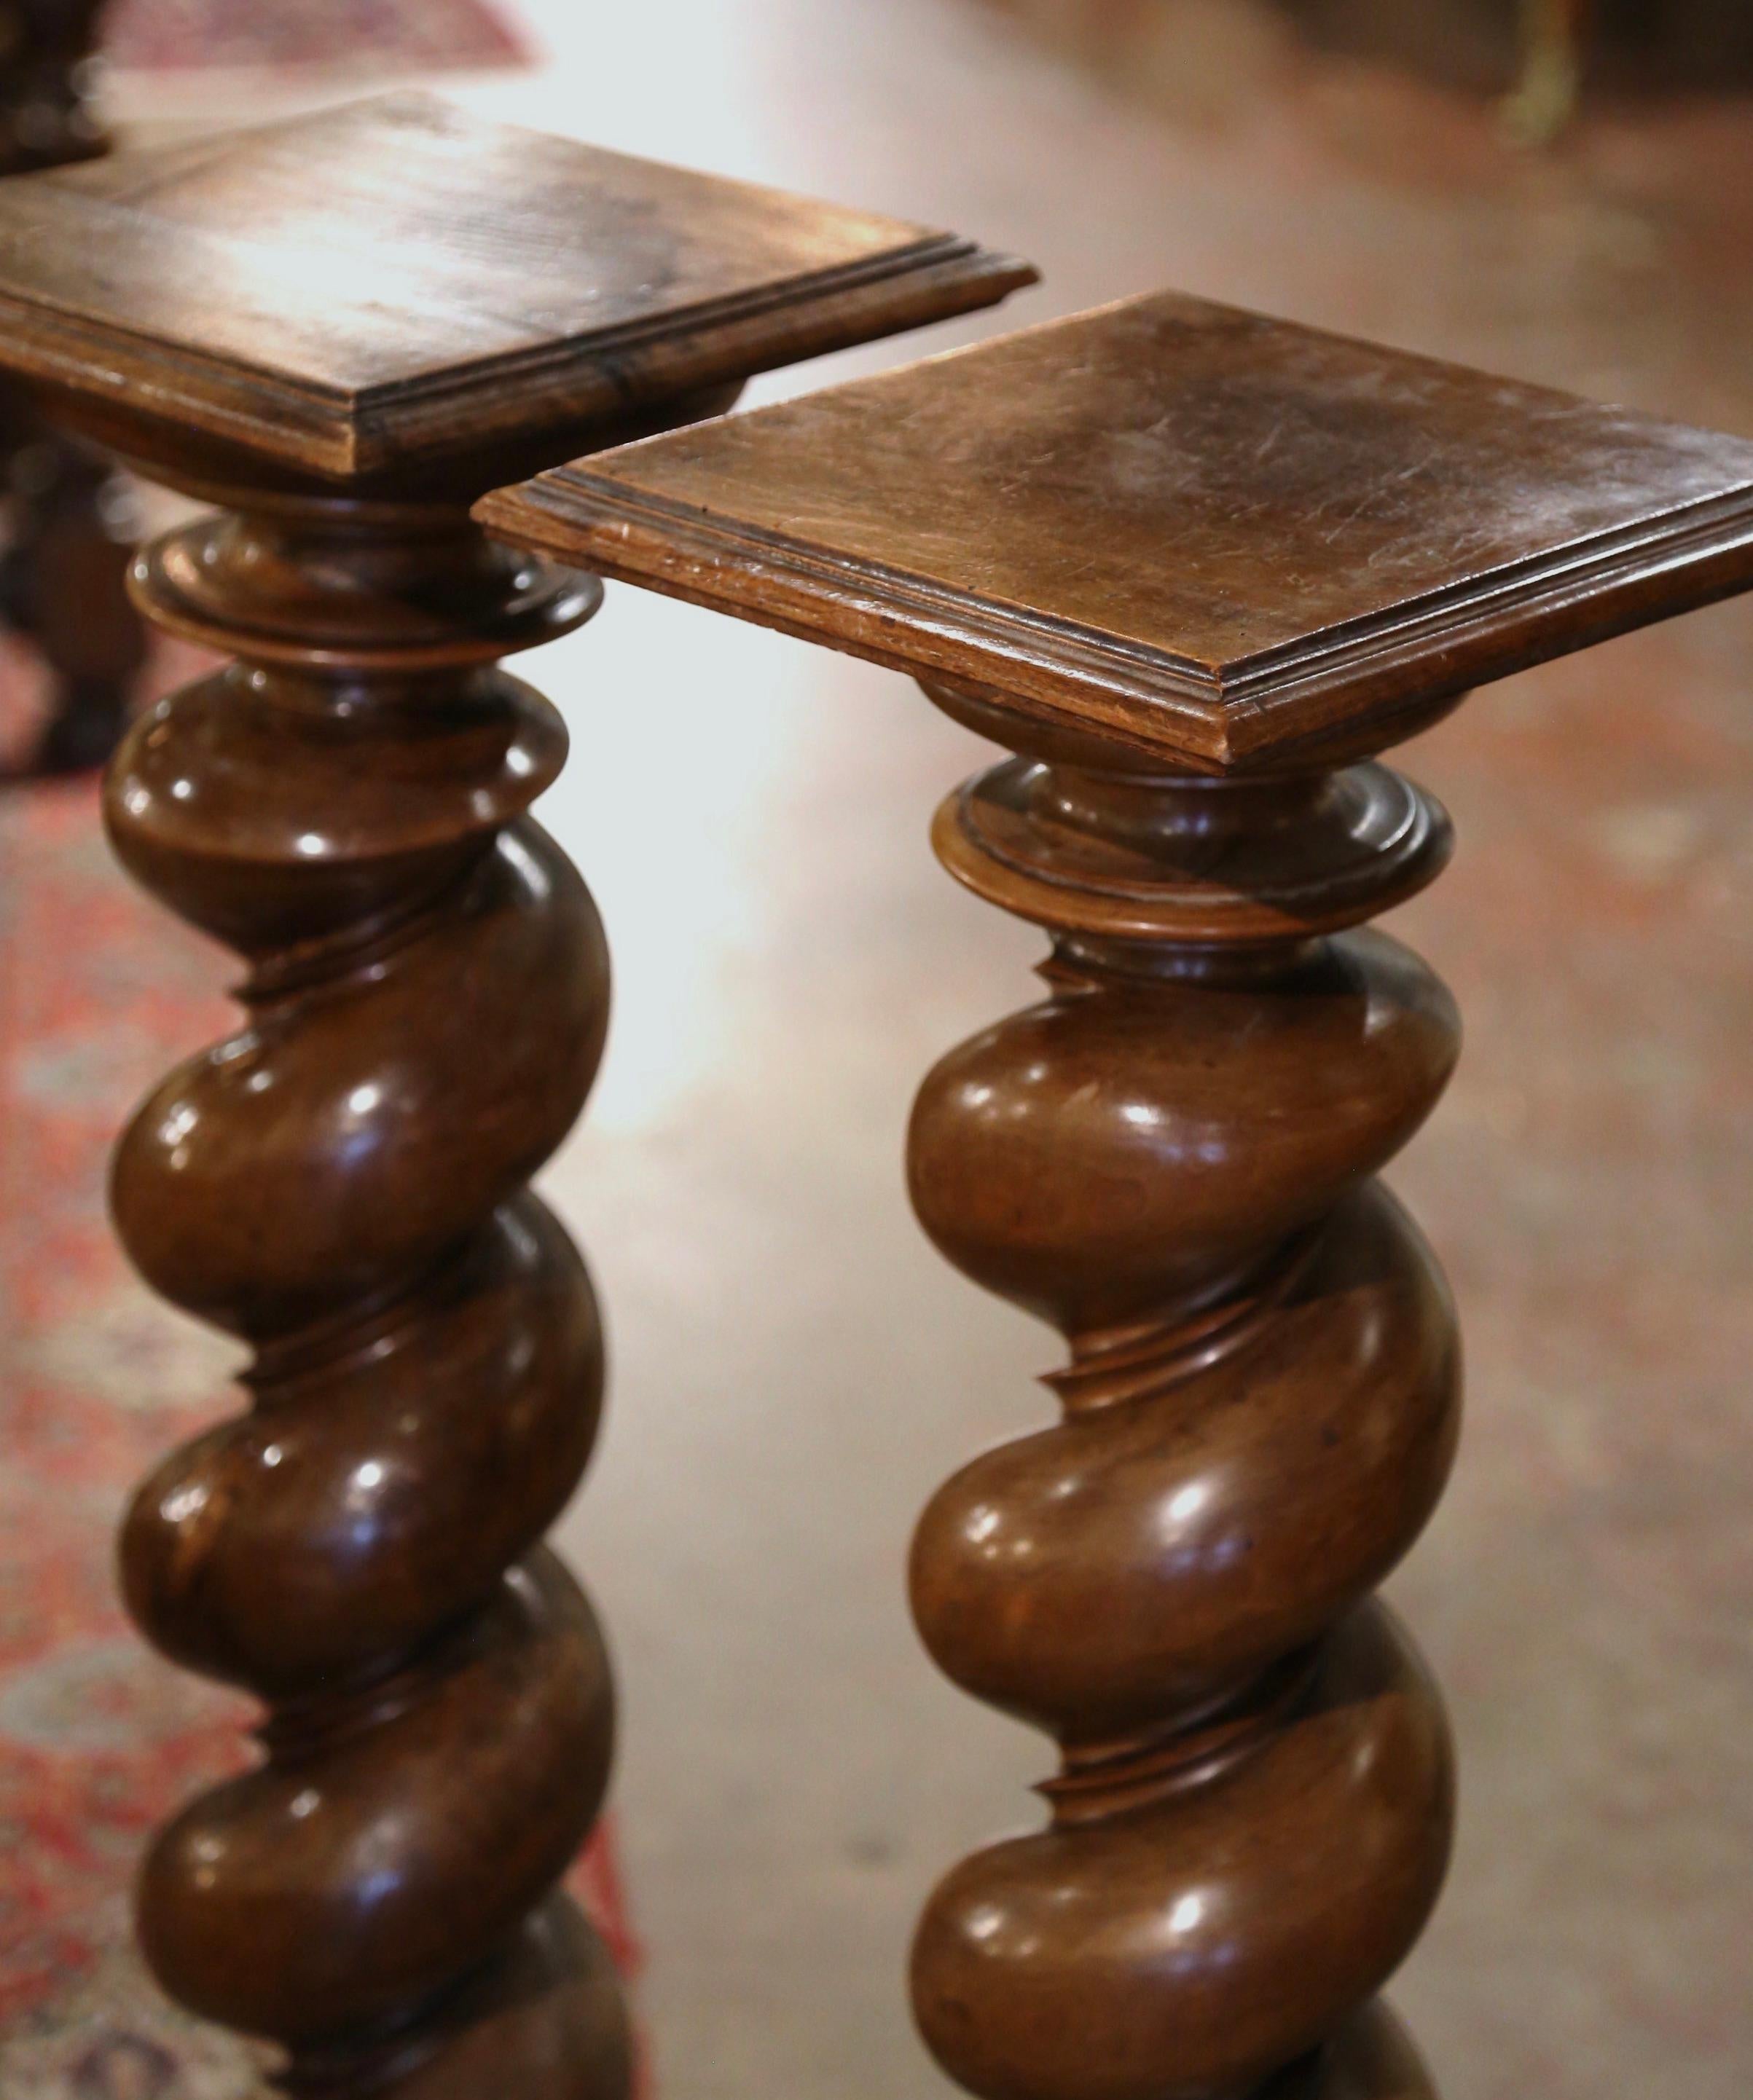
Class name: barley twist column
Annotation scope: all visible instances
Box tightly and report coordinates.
[0,91,1032,2090]
[904,714,1459,2100]
[109,476,625,2097]
[479,285,1753,2100]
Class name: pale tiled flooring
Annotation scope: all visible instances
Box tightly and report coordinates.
[113,7,1753,2099]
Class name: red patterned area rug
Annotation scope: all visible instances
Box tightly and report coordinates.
[0,640,637,2096]
[104,0,532,73]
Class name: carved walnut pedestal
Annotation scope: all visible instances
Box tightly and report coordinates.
[0,93,1030,2096]
[483,291,1753,2100]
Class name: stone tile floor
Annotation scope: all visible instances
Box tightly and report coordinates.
[57,2,1753,2095]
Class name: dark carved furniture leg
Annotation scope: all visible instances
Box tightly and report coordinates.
[0,0,146,776]
[0,0,111,173]
[0,393,144,772]
[479,286,1753,2100]
[0,93,1030,2091]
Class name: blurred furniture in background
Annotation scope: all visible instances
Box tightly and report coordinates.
[0,0,105,165]
[982,0,1753,122]
[1275,0,1753,90]
[0,0,144,777]
[1502,0,1591,141]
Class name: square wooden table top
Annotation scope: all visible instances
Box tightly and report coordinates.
[0,92,1032,478]
[481,291,1753,769]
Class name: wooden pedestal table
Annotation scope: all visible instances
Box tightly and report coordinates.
[481,291,1753,2100]
[0,91,1032,2096]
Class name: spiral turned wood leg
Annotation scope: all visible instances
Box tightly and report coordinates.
[0,81,1037,2093]
[103,483,628,2098]
[906,719,1463,2100]
[466,273,1753,2100]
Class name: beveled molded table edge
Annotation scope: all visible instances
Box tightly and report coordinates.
[0,240,1036,480]
[476,459,1753,771]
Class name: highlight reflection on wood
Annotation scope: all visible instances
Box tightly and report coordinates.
[0,93,1032,2094]
[480,290,1753,2100]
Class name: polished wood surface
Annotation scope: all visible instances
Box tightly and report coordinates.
[0,90,1032,476]
[482,288,1753,770]
[0,96,1031,2093]
[479,298,1753,2099]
